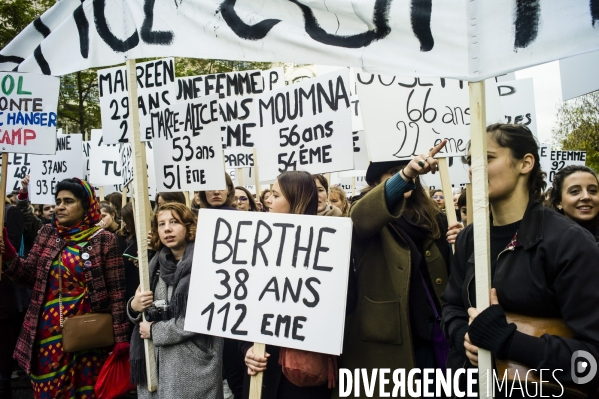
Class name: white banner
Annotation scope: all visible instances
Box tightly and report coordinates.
[98,58,176,144]
[254,70,354,181]
[2,1,599,82]
[185,209,352,355]
[29,134,83,203]
[540,145,587,185]
[153,94,226,192]
[498,78,538,137]
[1,153,32,193]
[560,50,599,101]
[0,72,59,154]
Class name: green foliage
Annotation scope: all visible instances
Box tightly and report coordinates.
[552,91,599,172]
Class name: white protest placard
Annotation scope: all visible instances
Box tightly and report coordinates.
[498,78,538,137]
[176,68,285,101]
[98,58,176,144]
[357,72,503,162]
[421,157,471,191]
[120,141,157,198]
[0,72,59,155]
[540,144,587,185]
[88,129,122,186]
[227,168,270,196]
[560,50,599,101]
[254,70,354,181]
[176,68,285,169]
[29,134,83,204]
[153,94,226,192]
[1,153,32,193]
[185,209,352,355]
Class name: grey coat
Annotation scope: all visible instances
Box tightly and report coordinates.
[128,275,224,399]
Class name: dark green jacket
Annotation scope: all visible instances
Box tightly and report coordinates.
[337,183,449,399]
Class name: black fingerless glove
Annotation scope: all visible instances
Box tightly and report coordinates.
[468,305,516,360]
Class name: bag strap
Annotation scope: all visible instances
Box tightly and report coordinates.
[419,272,441,321]
[58,260,64,328]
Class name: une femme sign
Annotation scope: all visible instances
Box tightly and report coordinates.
[185,210,352,355]
[0,72,59,154]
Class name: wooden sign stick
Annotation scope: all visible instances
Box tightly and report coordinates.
[437,157,458,242]
[184,191,191,208]
[121,184,128,209]
[126,58,158,392]
[99,186,105,202]
[466,183,473,226]
[351,177,356,198]
[469,80,492,398]
[249,343,266,399]
[0,152,8,281]
[253,149,260,197]
[237,168,244,186]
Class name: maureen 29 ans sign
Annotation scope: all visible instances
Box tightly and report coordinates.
[185,209,352,355]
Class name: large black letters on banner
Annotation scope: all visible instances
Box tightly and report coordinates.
[410,0,433,51]
[220,0,281,40]
[74,5,90,58]
[514,0,540,49]
[592,0,599,26]
[93,0,140,52]
[141,0,175,45]
[288,0,393,49]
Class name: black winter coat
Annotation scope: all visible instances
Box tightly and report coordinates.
[441,200,599,392]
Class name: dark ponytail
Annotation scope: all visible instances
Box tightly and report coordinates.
[486,124,547,202]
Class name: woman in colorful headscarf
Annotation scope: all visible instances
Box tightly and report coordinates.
[1,178,128,399]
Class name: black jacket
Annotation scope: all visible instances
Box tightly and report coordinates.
[442,200,599,391]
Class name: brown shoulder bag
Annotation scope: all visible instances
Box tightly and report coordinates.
[58,261,114,353]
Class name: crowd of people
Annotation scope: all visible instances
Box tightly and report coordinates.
[1,123,598,399]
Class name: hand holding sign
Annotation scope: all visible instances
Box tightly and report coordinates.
[401,139,447,180]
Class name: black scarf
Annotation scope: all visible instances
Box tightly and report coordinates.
[130,241,195,385]
[392,215,443,342]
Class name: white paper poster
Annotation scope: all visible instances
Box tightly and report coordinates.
[98,58,176,144]
[254,70,354,181]
[560,50,599,101]
[185,209,352,355]
[177,68,285,169]
[153,94,226,192]
[540,144,587,185]
[420,157,471,191]
[498,78,538,137]
[120,141,157,198]
[0,72,59,155]
[88,129,122,186]
[29,134,83,204]
[1,153,32,193]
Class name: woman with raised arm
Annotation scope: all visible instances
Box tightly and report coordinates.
[0,178,128,399]
[442,124,599,396]
[336,140,451,398]
[243,171,333,399]
[128,202,223,398]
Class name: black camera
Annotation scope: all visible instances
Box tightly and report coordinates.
[144,299,170,322]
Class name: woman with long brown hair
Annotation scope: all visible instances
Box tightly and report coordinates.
[242,171,331,399]
[336,141,451,398]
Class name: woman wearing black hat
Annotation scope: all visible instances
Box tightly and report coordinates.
[336,141,450,398]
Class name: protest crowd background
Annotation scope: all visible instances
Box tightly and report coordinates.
[1,1,599,399]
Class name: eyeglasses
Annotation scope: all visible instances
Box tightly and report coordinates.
[432,195,444,200]
[235,196,248,203]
